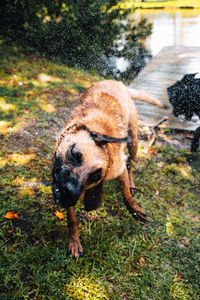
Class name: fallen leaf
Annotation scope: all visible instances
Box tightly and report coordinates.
[148,147,158,155]
[12,68,18,72]
[55,210,64,220]
[5,68,11,74]
[157,162,164,168]
[32,237,40,246]
[179,237,189,248]
[139,257,145,267]
[4,211,19,219]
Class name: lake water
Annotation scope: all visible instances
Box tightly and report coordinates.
[133,9,200,56]
[102,9,200,80]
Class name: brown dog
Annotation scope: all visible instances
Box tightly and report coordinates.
[52,80,166,257]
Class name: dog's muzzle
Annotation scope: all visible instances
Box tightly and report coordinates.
[52,167,82,207]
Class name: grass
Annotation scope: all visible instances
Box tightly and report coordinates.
[119,0,200,9]
[0,41,200,299]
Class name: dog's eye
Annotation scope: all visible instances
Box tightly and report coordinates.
[87,168,102,184]
[67,144,82,166]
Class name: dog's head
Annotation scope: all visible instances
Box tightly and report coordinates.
[52,124,129,210]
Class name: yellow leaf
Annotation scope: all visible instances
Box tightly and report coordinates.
[139,257,145,267]
[55,210,64,220]
[4,211,19,219]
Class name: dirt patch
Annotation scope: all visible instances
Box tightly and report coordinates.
[1,93,81,157]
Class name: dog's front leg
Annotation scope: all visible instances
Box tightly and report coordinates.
[118,168,147,222]
[66,206,83,258]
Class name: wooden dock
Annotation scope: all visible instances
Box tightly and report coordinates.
[129,46,200,131]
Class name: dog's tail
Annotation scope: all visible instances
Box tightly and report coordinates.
[128,88,168,110]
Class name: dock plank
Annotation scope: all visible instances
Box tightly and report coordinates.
[129,46,200,131]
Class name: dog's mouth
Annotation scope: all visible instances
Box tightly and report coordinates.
[52,184,80,207]
[52,154,83,207]
[52,176,82,208]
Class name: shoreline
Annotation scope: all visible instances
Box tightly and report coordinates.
[120,1,200,10]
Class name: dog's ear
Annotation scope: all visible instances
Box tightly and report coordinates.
[84,182,103,211]
[53,152,62,173]
[182,73,197,84]
[90,132,131,146]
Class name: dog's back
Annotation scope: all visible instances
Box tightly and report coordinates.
[70,80,137,139]
[87,80,135,110]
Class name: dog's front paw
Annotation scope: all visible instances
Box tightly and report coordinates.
[131,204,148,222]
[68,236,84,258]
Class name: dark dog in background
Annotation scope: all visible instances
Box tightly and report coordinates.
[167,73,200,121]
[52,80,167,258]
[167,73,200,151]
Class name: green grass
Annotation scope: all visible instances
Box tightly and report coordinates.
[118,0,200,9]
[0,41,200,299]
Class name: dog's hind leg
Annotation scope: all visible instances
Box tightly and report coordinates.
[118,168,147,222]
[127,108,138,196]
[67,206,84,258]
[191,126,200,152]
[127,128,138,195]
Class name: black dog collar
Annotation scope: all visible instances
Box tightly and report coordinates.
[66,123,131,145]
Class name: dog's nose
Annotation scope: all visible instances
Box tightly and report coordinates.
[63,178,81,200]
[58,168,82,201]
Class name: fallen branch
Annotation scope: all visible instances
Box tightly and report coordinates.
[23,130,54,150]
[144,116,168,153]
[22,181,52,187]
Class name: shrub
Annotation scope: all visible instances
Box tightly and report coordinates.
[0,0,152,71]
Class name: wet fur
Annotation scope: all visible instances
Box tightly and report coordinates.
[167,73,200,120]
[52,80,165,257]
[167,73,200,152]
